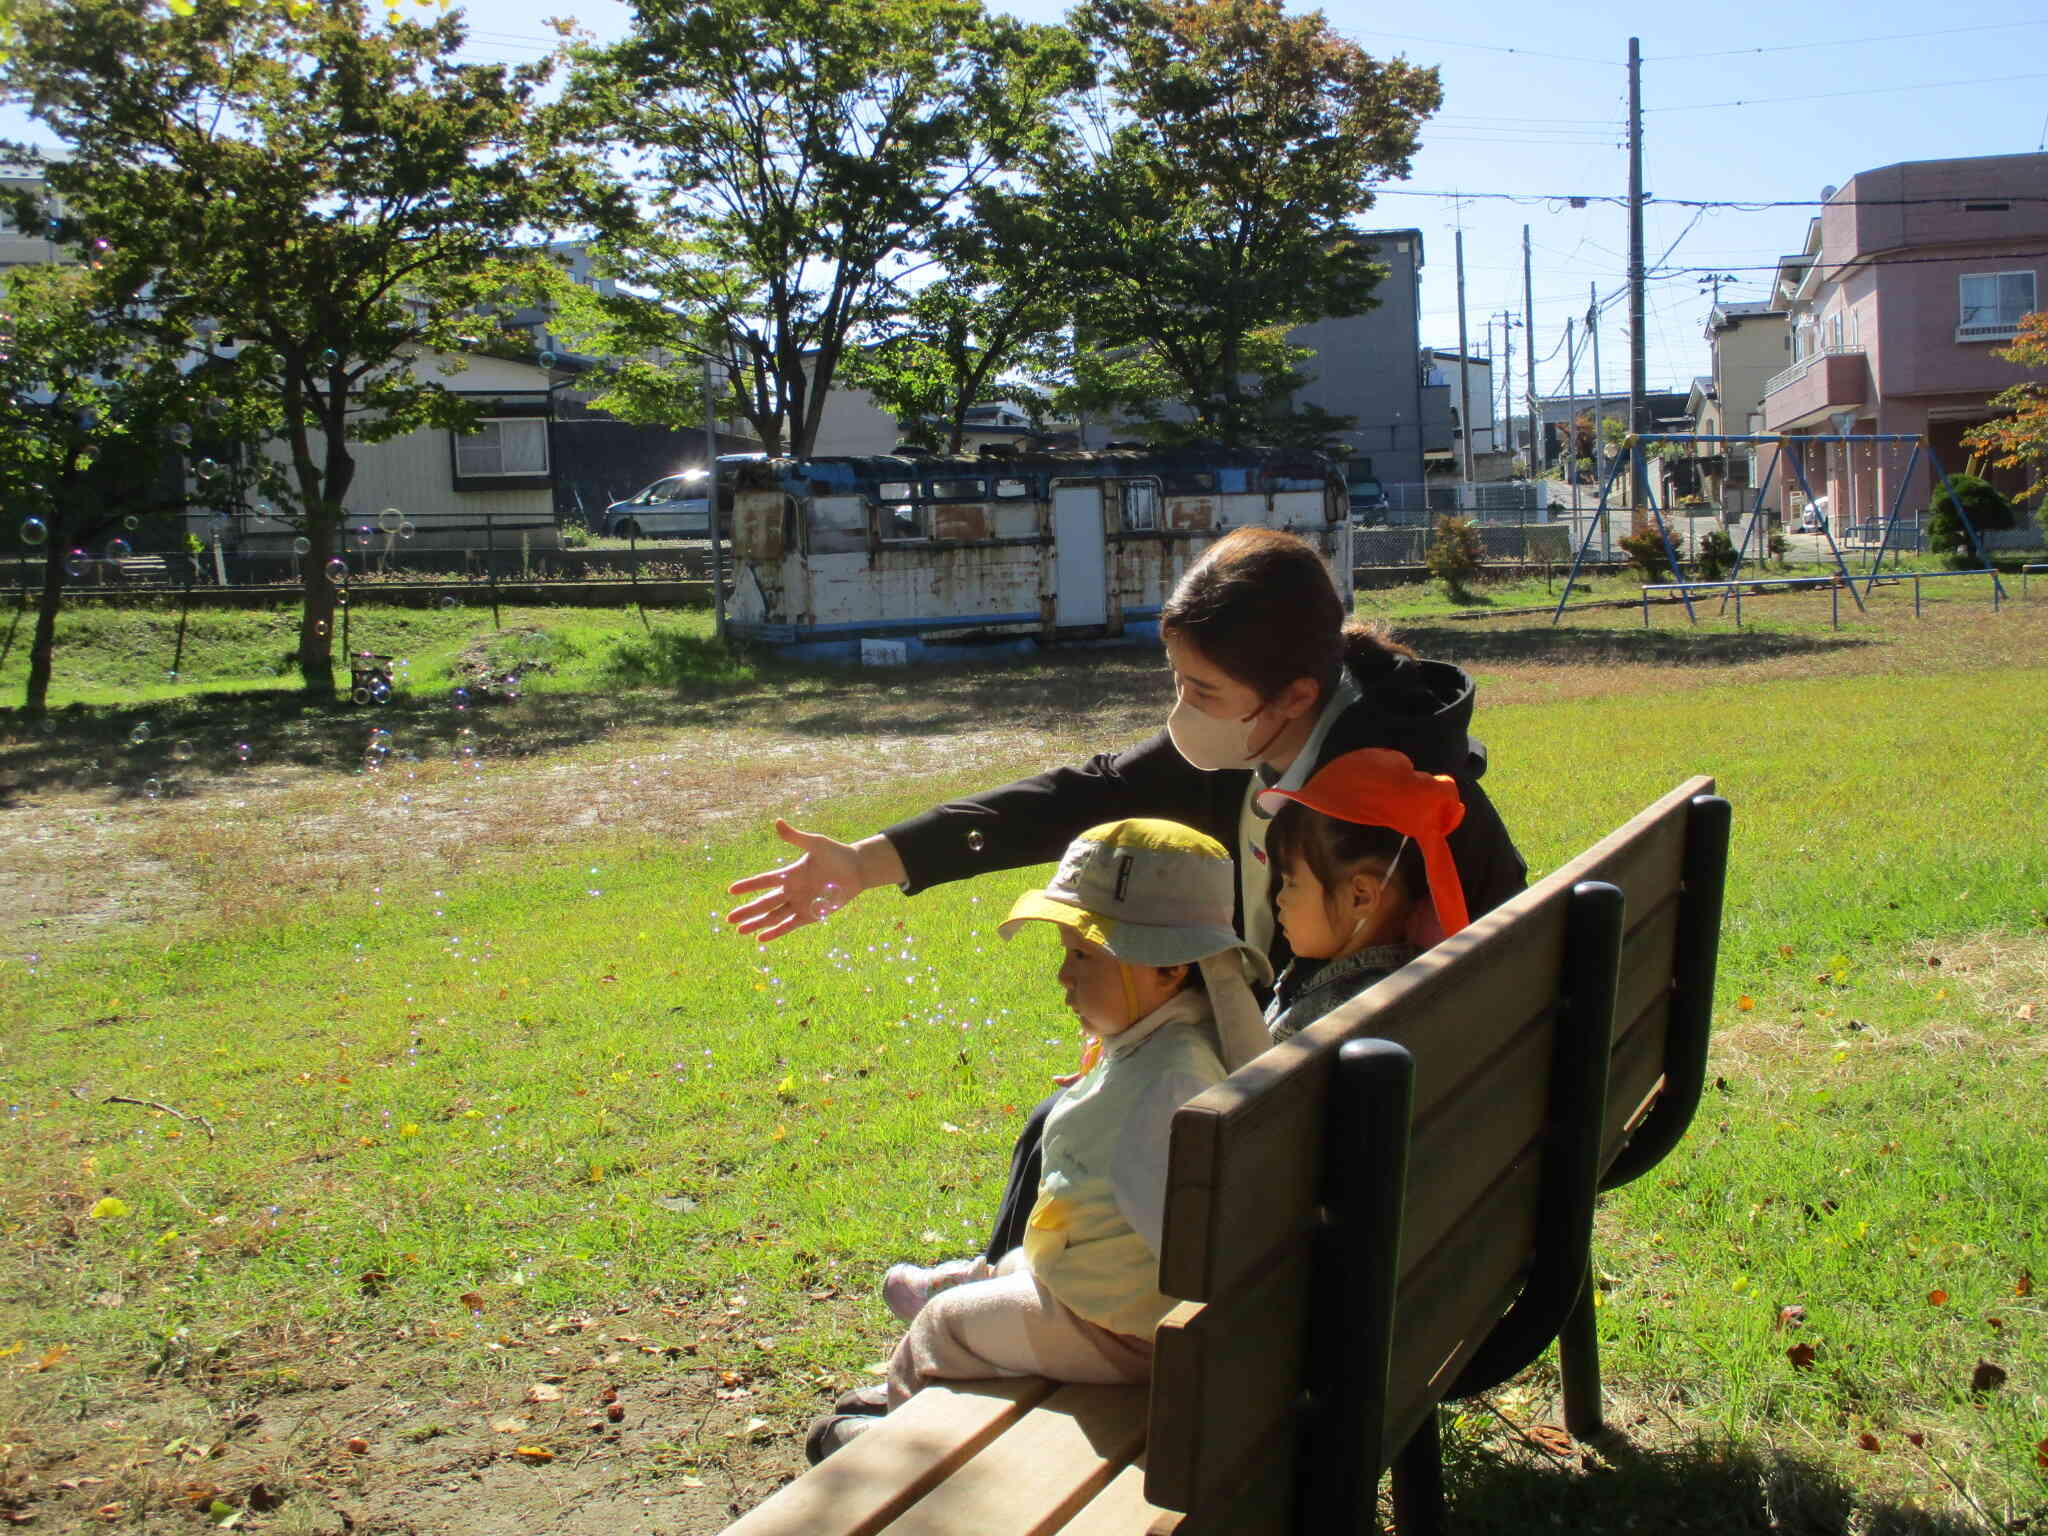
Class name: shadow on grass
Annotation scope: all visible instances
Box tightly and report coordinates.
[1447,1430,1989,1535]
[1395,623,1875,668]
[0,641,1176,800]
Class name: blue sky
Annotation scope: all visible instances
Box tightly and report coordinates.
[7,0,2044,410]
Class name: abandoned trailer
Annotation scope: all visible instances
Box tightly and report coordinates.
[725,448,1353,658]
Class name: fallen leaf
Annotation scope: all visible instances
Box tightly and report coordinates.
[1906,1431,1925,1448]
[1927,1289,1948,1306]
[32,1344,71,1372]
[2015,1003,2034,1021]
[88,1198,128,1220]
[344,1438,369,1455]
[512,1445,554,1463]
[606,1403,624,1423]
[1786,1343,1817,1370]
[2017,1270,2034,1298]
[2036,1437,2047,1470]
[1857,1433,1880,1452]
[459,1291,485,1312]
[1776,1305,1806,1331]
[680,1476,706,1489]
[1970,1361,2007,1394]
[357,1270,390,1297]
[1737,995,1755,1011]
[1524,1424,1572,1457]
[523,1383,561,1403]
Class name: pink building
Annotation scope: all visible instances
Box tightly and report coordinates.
[1760,152,2046,531]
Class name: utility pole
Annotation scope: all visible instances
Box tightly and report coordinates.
[1565,317,1579,515]
[703,349,725,640]
[1455,228,1475,493]
[1627,36,1648,525]
[1590,282,1607,554]
[1522,224,1537,490]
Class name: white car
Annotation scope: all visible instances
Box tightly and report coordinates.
[1797,497,1829,534]
[604,471,712,538]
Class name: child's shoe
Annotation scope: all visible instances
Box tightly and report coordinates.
[831,1381,890,1415]
[881,1257,986,1323]
[804,1412,877,1464]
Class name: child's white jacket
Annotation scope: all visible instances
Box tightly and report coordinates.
[1021,990,1226,1339]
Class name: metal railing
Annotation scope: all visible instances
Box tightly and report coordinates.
[1640,566,2011,629]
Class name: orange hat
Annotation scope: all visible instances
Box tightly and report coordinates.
[1257,748,1470,937]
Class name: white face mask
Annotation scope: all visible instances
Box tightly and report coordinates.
[1167,693,1272,772]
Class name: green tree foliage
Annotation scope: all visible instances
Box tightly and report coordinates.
[1046,0,1439,446]
[559,0,1086,458]
[0,266,248,715]
[840,189,1080,455]
[1694,528,1736,581]
[1618,527,1671,584]
[1927,473,2014,566]
[2,0,603,697]
[1424,513,1482,597]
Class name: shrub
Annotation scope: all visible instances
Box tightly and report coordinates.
[1767,531,1790,566]
[557,521,592,550]
[1618,528,1670,584]
[1695,529,1736,581]
[1425,514,1484,596]
[1928,473,2013,565]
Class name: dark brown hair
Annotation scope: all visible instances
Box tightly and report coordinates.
[1265,799,1425,917]
[1160,528,1415,703]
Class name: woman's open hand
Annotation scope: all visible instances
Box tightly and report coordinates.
[725,820,903,943]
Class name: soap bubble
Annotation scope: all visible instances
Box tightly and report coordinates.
[353,687,372,705]
[122,515,139,531]
[320,347,340,367]
[378,507,403,533]
[64,550,89,579]
[128,722,152,746]
[538,350,557,369]
[367,728,393,754]
[438,594,458,609]
[195,457,220,481]
[169,423,193,446]
[351,524,373,549]
[398,521,416,541]
[234,742,252,763]
[144,778,162,800]
[292,536,312,556]
[451,687,469,710]
[171,740,194,761]
[106,537,133,559]
[325,557,347,582]
[313,619,329,637]
[18,517,47,546]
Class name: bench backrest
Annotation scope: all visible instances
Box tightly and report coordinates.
[1145,776,1728,1533]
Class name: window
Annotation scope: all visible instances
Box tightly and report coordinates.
[925,477,986,500]
[808,496,868,555]
[1161,470,1216,494]
[1963,201,2010,213]
[993,478,1033,499]
[1958,271,2036,334]
[455,417,548,477]
[1120,481,1158,531]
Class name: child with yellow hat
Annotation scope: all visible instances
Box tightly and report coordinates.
[806,818,1271,1462]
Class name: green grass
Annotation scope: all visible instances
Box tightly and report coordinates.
[4,615,2048,1530]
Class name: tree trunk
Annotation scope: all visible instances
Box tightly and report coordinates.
[295,413,357,700]
[22,539,65,718]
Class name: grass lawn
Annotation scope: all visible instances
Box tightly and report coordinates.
[2,592,2046,1534]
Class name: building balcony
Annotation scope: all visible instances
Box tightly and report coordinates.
[1761,346,1870,432]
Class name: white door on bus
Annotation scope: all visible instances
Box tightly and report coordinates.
[1052,484,1109,627]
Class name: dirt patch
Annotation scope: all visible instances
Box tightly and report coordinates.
[0,1295,877,1535]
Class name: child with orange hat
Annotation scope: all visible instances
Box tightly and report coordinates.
[1257,747,1470,1043]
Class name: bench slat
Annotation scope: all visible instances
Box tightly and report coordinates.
[1159,1417,1298,1536]
[1146,1247,1310,1510]
[1054,1459,1177,1536]
[882,1383,1148,1536]
[1160,886,1572,1306]
[720,1380,1056,1536]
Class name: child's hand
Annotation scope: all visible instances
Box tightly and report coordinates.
[1050,1071,1083,1088]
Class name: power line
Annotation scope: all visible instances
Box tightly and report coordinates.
[1331,25,1613,67]
[1646,71,2048,113]
[1644,19,2048,62]
[1372,187,2048,210]
[1658,247,2048,276]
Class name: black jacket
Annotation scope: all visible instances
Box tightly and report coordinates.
[884,654,1527,972]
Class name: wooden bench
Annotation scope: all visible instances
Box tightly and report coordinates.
[723,777,1732,1536]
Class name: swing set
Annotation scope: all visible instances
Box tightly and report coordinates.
[1549,431,2009,626]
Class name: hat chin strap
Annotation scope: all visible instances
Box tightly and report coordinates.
[1118,962,1141,1031]
[1199,954,1269,1073]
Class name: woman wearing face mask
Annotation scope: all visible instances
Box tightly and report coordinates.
[726,526,1526,1276]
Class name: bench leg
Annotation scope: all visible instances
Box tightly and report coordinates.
[1560,1260,1604,1439]
[1389,1409,1444,1536]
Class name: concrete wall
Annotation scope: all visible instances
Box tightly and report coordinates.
[1284,230,1428,486]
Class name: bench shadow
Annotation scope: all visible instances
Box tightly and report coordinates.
[1394,623,1874,667]
[1443,1428,1988,1535]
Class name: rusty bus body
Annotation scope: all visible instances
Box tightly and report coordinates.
[725,448,1352,654]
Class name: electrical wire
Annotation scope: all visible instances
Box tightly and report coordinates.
[1643,19,2047,62]
[1646,71,2048,113]
[1372,188,2048,209]
[1330,25,1615,67]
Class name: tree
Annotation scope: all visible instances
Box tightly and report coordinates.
[2,0,606,698]
[1048,0,1440,445]
[839,189,1079,455]
[558,0,1087,458]
[1425,514,1482,598]
[0,265,245,715]
[1962,310,2048,511]
[1927,473,2013,566]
